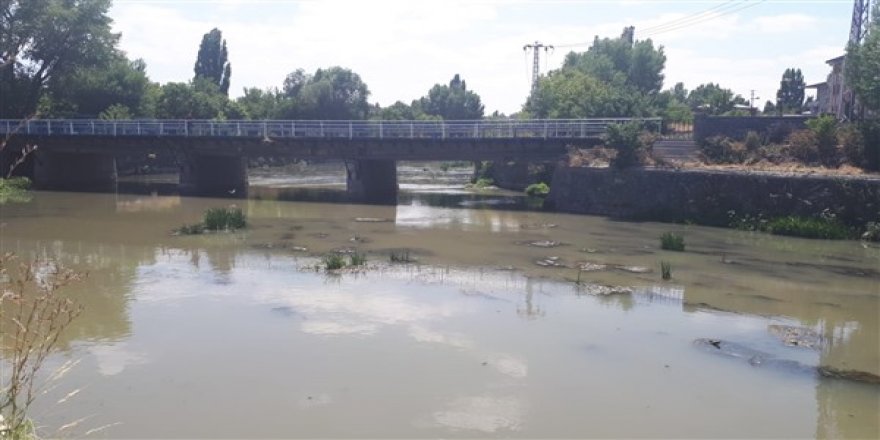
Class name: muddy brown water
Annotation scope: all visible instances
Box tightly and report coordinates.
[0,170,878,438]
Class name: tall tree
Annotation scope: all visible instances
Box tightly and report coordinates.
[0,0,119,117]
[47,57,154,118]
[278,66,370,119]
[563,27,666,95]
[417,74,484,120]
[775,68,805,114]
[846,2,880,112]
[193,28,231,96]
[687,83,747,115]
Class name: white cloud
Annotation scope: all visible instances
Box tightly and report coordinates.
[752,13,818,33]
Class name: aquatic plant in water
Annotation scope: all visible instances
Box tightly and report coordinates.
[389,250,412,263]
[660,261,672,280]
[204,207,247,231]
[660,232,685,251]
[524,182,550,197]
[323,254,346,270]
[349,253,367,266]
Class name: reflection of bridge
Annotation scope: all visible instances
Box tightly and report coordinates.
[1,118,658,203]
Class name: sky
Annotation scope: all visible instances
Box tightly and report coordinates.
[108,0,856,115]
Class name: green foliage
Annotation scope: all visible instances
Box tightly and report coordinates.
[660,232,685,251]
[466,177,495,190]
[194,28,231,95]
[525,182,550,197]
[857,119,880,170]
[0,177,32,204]
[660,261,672,280]
[48,58,154,118]
[0,0,120,118]
[764,216,852,240]
[763,100,777,115]
[838,123,865,166]
[846,3,880,112]
[156,79,228,119]
[604,121,649,167]
[279,67,371,120]
[322,253,346,270]
[526,69,652,119]
[235,87,282,120]
[98,103,132,120]
[349,253,367,266]
[562,27,666,95]
[417,74,484,120]
[805,115,838,164]
[775,68,805,113]
[687,83,747,115]
[203,207,246,231]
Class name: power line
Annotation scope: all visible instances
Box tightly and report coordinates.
[639,0,743,33]
[640,0,767,37]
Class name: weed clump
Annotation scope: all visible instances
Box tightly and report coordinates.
[525,182,550,197]
[660,261,672,280]
[660,232,685,251]
[466,177,495,190]
[204,207,247,231]
[322,254,347,270]
[764,216,852,239]
[0,177,32,204]
[349,253,367,266]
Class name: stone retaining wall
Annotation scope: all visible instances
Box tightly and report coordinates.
[548,167,880,227]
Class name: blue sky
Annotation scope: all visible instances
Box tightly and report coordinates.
[109,0,856,114]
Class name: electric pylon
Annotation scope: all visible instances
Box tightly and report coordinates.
[523,41,553,93]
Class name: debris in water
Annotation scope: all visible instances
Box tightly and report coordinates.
[615,265,652,274]
[534,256,565,267]
[578,262,607,272]
[354,217,392,223]
[767,325,823,349]
[579,284,634,296]
[523,240,565,248]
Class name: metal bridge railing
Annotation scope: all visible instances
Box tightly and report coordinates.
[0,118,662,140]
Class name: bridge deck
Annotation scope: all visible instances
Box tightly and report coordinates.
[1,118,660,140]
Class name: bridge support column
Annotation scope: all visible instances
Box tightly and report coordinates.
[179,154,248,197]
[32,150,117,192]
[345,159,397,204]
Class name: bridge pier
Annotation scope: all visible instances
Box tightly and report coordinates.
[32,150,118,192]
[345,159,397,204]
[179,154,248,197]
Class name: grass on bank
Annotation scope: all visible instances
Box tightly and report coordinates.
[763,216,852,240]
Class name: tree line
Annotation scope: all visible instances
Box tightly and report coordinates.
[1,0,878,122]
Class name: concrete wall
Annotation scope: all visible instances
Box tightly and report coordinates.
[694,115,812,142]
[548,167,880,227]
[32,150,117,192]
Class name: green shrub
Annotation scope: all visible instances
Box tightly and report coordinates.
[660,232,685,251]
[525,182,550,197]
[203,207,247,231]
[744,130,762,150]
[764,216,852,239]
[660,261,672,280]
[466,177,494,190]
[806,115,838,164]
[605,121,646,168]
[323,254,346,270]
[787,129,819,163]
[349,252,367,266]
[838,123,865,166]
[700,136,747,163]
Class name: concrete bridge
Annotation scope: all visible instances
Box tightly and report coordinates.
[0,118,658,203]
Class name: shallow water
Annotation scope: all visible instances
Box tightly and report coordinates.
[0,169,878,438]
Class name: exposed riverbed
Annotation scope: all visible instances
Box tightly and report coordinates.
[1,164,878,438]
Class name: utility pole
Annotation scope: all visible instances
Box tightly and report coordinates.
[750,90,760,111]
[523,41,553,94]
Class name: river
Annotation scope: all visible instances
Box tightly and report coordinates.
[1,163,878,438]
